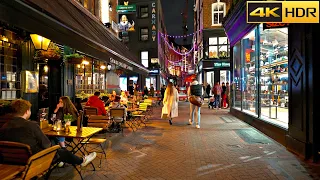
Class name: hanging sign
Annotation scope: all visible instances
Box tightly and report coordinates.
[116,1,136,12]
[151,2,157,42]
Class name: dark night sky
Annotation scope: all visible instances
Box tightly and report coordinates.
[161,0,194,45]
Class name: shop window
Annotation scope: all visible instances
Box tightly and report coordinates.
[211,0,226,26]
[141,51,148,68]
[140,6,149,18]
[241,28,258,116]
[259,24,288,127]
[208,37,230,59]
[140,28,149,41]
[75,57,93,94]
[0,30,21,100]
[233,42,241,109]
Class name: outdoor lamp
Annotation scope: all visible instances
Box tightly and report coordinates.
[82,60,89,65]
[107,64,112,70]
[101,65,106,70]
[30,34,51,50]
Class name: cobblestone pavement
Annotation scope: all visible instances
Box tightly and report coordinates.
[50,102,320,180]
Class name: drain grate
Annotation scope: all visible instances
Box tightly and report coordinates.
[220,116,238,123]
[235,129,274,144]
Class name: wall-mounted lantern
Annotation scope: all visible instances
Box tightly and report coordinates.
[30,34,51,50]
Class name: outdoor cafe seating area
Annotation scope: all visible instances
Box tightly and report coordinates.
[0,93,159,180]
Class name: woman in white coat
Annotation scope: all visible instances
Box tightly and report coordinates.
[162,82,179,125]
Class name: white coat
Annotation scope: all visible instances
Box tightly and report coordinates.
[162,87,179,118]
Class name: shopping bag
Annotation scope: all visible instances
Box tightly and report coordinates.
[161,105,168,119]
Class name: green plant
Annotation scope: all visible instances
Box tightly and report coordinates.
[64,113,73,122]
[63,53,84,60]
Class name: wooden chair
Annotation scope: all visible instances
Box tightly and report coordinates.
[132,103,148,128]
[0,141,60,179]
[109,108,126,135]
[82,115,110,168]
[20,145,60,180]
[0,141,32,165]
[84,106,98,116]
[87,115,111,130]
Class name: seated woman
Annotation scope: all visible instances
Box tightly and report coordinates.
[53,96,79,148]
[120,91,128,106]
[109,96,127,119]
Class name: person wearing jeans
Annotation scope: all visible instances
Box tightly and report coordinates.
[188,78,203,129]
[212,81,222,109]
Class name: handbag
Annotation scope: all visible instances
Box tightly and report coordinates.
[161,105,168,119]
[189,95,203,107]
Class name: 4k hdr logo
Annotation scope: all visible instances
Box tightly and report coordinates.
[247,1,319,23]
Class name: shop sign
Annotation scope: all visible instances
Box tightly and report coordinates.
[214,62,230,68]
[151,2,157,42]
[116,1,136,13]
[263,23,289,29]
[110,57,133,71]
[149,69,159,74]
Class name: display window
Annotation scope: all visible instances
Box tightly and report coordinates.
[232,24,289,128]
[75,57,107,94]
[241,28,257,116]
[233,42,241,109]
[259,24,288,127]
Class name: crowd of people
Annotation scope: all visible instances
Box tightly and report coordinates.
[205,81,230,109]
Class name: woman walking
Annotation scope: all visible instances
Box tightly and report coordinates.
[188,78,203,128]
[162,82,179,125]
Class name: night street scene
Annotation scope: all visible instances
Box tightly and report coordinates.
[0,0,319,179]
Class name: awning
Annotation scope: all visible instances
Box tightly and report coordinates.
[0,0,149,75]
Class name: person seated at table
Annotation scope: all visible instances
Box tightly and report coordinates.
[0,99,97,167]
[86,91,107,116]
[53,96,79,148]
[101,96,109,107]
[112,90,117,96]
[109,95,127,119]
[120,91,128,106]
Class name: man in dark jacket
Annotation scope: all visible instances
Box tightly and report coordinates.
[0,99,96,167]
[86,91,107,115]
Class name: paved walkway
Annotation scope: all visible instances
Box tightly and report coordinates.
[50,102,320,180]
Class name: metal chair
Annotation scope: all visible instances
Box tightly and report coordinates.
[109,108,126,135]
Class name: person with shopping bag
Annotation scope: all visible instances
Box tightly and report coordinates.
[188,77,203,128]
[161,82,179,125]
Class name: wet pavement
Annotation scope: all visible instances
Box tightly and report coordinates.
[50,102,320,180]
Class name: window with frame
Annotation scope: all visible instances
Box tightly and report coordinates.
[208,37,230,59]
[140,28,149,41]
[211,0,226,26]
[141,51,148,68]
[0,29,21,100]
[140,6,149,18]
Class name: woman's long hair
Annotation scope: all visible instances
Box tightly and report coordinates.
[166,82,174,97]
[61,96,79,120]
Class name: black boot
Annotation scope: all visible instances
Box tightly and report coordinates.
[169,119,172,125]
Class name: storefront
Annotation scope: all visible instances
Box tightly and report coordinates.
[223,0,319,162]
[0,0,149,118]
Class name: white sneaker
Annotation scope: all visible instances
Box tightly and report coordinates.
[188,119,193,125]
[81,152,97,167]
[58,162,64,168]
[196,125,200,129]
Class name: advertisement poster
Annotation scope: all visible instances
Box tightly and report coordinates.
[118,14,135,32]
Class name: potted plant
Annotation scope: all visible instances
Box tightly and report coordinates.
[64,53,84,64]
[35,43,61,60]
[63,113,73,132]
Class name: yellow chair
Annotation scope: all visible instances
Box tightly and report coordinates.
[132,103,148,127]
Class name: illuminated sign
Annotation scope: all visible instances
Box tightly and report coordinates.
[116,1,136,13]
[151,2,157,42]
[149,69,159,74]
[247,1,319,23]
[263,23,289,29]
[214,62,230,68]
